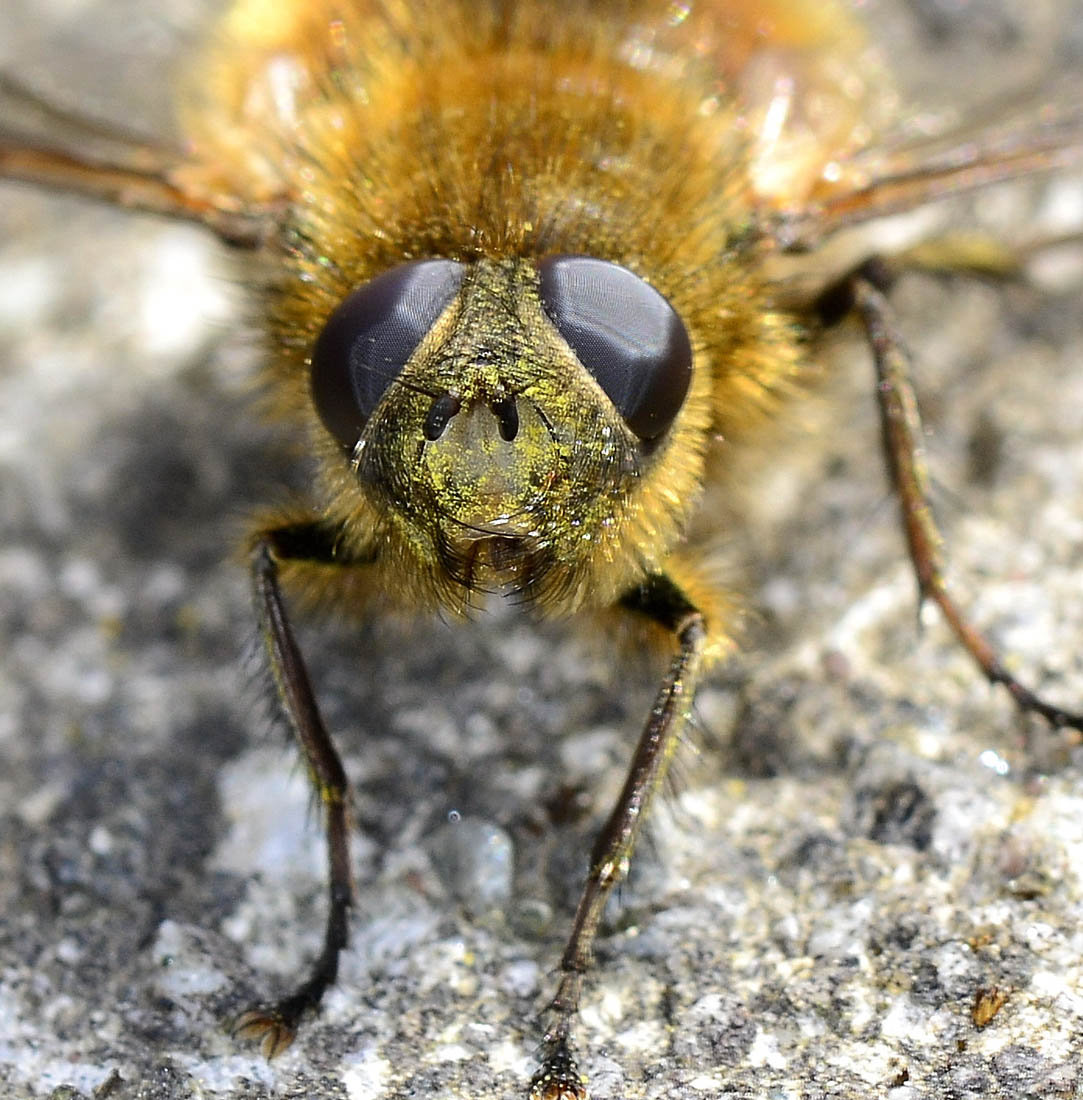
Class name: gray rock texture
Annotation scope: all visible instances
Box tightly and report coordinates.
[1,2,1082,1098]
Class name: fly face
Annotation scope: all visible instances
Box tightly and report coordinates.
[311,255,692,605]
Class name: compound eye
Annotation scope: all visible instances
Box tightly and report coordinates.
[537,255,692,441]
[311,259,465,450]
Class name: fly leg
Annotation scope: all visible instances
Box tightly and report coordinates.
[530,574,707,1100]
[231,520,373,1057]
[835,261,1083,735]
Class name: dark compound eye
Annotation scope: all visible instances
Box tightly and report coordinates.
[311,259,465,450]
[537,255,692,441]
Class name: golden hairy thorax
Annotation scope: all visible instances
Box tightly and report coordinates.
[176,0,891,617]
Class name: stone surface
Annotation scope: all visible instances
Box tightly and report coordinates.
[1,2,1082,1099]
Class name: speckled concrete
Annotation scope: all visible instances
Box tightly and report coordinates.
[2,2,1083,1099]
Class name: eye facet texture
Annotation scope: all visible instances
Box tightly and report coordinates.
[311,259,465,449]
[538,255,692,440]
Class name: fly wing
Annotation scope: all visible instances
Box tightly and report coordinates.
[773,78,1083,252]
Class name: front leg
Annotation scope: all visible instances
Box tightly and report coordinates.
[232,519,375,1057]
[531,573,708,1100]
